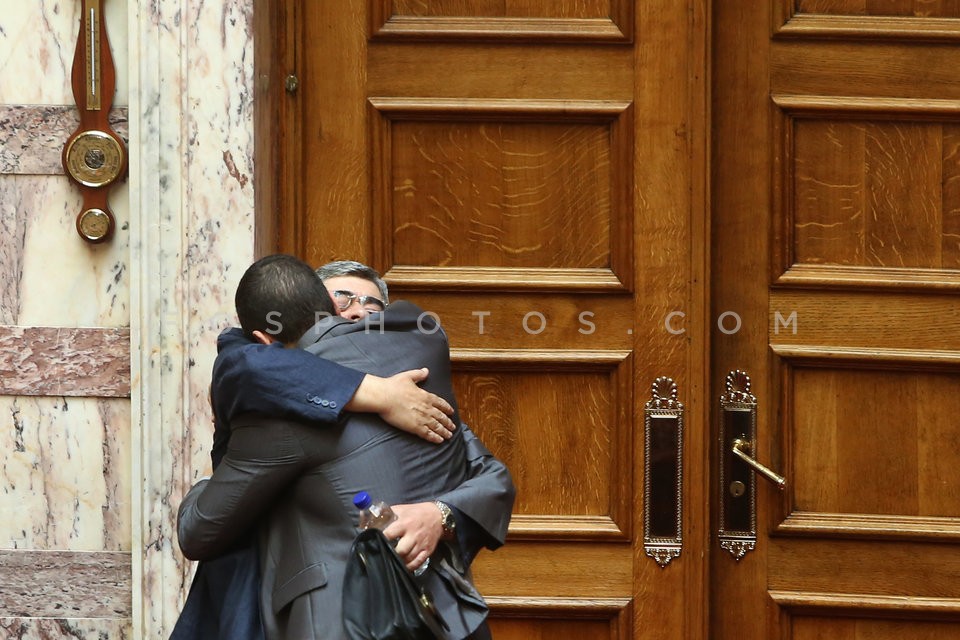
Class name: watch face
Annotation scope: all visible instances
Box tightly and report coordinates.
[64,130,125,188]
[77,208,113,242]
[436,501,455,532]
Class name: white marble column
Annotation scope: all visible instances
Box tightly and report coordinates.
[128,0,255,636]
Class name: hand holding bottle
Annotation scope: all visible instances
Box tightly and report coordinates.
[353,493,440,574]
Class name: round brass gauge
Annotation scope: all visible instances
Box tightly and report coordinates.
[64,130,125,188]
[76,208,114,243]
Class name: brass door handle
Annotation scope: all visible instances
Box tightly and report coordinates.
[731,438,786,490]
[719,370,785,559]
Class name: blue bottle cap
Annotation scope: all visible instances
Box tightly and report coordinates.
[353,491,372,509]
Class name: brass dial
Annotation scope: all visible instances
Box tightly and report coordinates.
[64,130,124,188]
[76,208,113,242]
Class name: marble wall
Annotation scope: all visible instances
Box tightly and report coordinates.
[0,0,255,637]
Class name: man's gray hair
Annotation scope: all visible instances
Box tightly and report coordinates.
[315,260,389,305]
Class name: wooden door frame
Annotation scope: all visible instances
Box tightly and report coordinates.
[251,2,713,638]
[253,0,301,260]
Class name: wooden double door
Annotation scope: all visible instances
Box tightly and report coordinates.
[255,1,960,638]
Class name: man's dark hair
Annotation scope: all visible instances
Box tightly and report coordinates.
[235,254,335,343]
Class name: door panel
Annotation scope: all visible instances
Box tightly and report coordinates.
[270,0,708,638]
[265,0,960,635]
[714,1,960,638]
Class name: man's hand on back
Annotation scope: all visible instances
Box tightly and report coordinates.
[346,368,456,444]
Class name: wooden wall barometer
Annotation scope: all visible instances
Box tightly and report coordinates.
[62,0,126,244]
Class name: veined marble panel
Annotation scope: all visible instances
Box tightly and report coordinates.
[129,0,257,635]
[0,327,130,396]
[0,0,261,638]
[0,619,131,639]
[0,1,129,105]
[0,396,130,551]
[181,0,256,476]
[0,550,131,617]
[0,105,129,175]
[0,175,128,327]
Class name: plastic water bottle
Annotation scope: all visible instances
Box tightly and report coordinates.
[353,491,398,530]
[353,491,430,575]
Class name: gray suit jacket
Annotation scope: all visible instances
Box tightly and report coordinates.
[178,302,514,639]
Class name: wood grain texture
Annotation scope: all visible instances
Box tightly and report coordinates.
[383,266,627,291]
[780,512,960,539]
[484,595,631,640]
[451,352,631,537]
[486,619,615,640]
[711,5,772,637]
[773,41,960,99]
[796,0,960,17]
[471,542,632,597]
[788,612,960,640]
[768,537,960,599]
[367,46,633,101]
[278,0,705,637]
[716,0,960,636]
[389,119,611,268]
[768,290,960,351]
[369,98,633,288]
[788,366,960,517]
[372,0,632,42]
[778,13,960,42]
[296,0,369,265]
[391,0,612,18]
[791,118,952,269]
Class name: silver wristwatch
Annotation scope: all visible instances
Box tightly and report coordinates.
[434,500,456,540]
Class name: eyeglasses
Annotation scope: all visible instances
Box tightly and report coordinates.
[332,290,385,312]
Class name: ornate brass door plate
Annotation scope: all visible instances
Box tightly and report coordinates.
[718,370,758,560]
[717,370,787,561]
[643,377,684,568]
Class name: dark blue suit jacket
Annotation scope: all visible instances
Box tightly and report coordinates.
[209,329,365,467]
[168,535,261,640]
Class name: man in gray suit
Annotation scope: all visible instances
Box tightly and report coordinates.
[178,255,513,639]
